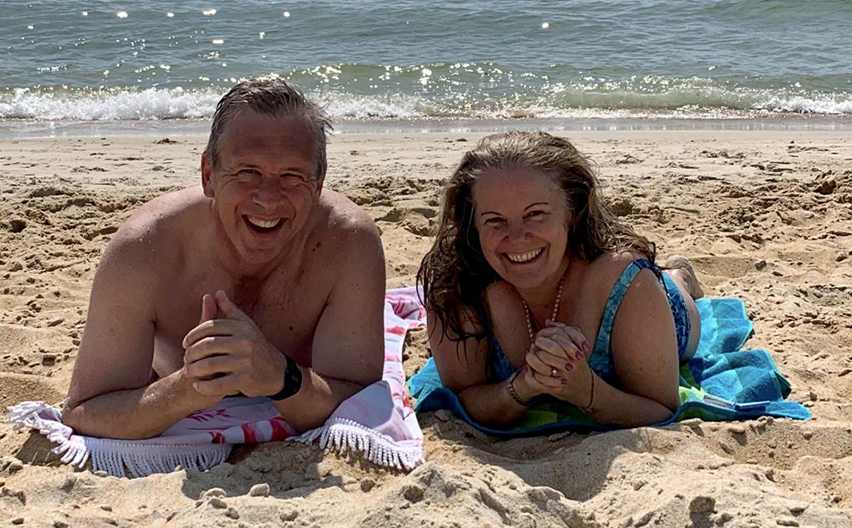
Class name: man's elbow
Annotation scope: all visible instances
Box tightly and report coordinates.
[60,402,85,432]
[367,359,383,384]
[61,401,161,440]
[60,403,113,438]
[346,361,383,389]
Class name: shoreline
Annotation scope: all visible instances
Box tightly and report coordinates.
[3,115,852,140]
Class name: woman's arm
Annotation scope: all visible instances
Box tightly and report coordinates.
[428,312,543,429]
[526,267,680,427]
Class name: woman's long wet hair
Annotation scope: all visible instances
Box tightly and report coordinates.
[417,131,656,346]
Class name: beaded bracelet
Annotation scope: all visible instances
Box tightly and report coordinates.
[506,369,533,407]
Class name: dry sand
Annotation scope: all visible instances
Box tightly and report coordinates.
[0,129,851,528]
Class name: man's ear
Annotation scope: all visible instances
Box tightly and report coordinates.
[201,151,214,198]
[314,174,325,198]
[313,169,326,199]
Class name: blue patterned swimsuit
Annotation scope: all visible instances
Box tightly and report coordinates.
[490,259,691,387]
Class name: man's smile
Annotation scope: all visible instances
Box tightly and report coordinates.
[244,215,283,233]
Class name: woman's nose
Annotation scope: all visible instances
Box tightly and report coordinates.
[507,219,526,241]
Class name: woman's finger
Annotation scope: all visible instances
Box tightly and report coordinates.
[526,347,575,378]
[530,343,571,367]
[525,348,553,375]
[542,332,585,362]
[539,323,590,355]
[533,336,579,365]
[528,368,565,389]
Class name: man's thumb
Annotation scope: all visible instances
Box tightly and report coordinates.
[215,290,251,321]
[199,293,217,323]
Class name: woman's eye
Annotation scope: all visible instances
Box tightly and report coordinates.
[526,210,547,220]
[484,218,506,227]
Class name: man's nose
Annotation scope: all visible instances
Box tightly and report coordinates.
[252,176,282,208]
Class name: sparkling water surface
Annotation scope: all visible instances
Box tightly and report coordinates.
[1,0,851,122]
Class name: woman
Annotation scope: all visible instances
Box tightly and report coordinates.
[417,131,704,429]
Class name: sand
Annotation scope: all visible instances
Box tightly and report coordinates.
[1,129,851,528]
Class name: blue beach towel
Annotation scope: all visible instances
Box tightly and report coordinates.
[409,297,810,436]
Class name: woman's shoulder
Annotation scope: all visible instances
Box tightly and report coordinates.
[588,250,644,276]
[585,251,653,295]
[483,280,525,329]
[484,280,515,304]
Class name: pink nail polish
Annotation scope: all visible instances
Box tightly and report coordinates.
[565,363,573,371]
[561,378,567,385]
[582,341,590,352]
[576,352,584,361]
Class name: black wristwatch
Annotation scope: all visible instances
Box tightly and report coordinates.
[269,355,302,401]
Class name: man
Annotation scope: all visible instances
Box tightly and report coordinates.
[62,79,386,439]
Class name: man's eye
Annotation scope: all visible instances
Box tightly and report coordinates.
[237,169,260,177]
[282,173,308,182]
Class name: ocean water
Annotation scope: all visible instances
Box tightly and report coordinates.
[1,0,851,124]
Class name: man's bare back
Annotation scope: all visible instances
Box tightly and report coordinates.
[63,80,386,439]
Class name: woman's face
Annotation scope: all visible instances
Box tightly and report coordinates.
[472,165,570,291]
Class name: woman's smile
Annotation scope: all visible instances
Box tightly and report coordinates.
[504,247,545,264]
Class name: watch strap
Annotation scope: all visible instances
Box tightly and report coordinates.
[269,355,302,401]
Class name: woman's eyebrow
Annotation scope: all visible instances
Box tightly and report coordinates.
[479,201,550,217]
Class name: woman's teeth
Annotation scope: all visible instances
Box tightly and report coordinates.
[246,216,281,229]
[506,248,543,263]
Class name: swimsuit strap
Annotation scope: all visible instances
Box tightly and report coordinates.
[588,259,663,381]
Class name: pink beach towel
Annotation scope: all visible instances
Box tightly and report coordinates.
[6,288,426,477]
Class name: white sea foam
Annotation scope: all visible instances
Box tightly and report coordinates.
[754,95,852,115]
[1,86,850,122]
[0,88,221,121]
[323,94,429,119]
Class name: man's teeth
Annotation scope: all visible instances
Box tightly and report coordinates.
[246,216,281,229]
[506,249,543,263]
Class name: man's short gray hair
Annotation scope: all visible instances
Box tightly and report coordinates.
[204,78,332,180]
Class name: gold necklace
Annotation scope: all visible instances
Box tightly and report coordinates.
[521,274,566,344]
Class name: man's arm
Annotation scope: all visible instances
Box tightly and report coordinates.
[279,222,386,430]
[62,222,219,439]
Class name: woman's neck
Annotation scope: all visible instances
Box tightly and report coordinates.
[516,256,572,319]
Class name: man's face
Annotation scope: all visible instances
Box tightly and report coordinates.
[202,111,321,267]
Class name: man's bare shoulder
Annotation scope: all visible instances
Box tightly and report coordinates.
[101,186,205,270]
[319,189,377,229]
[317,189,381,248]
